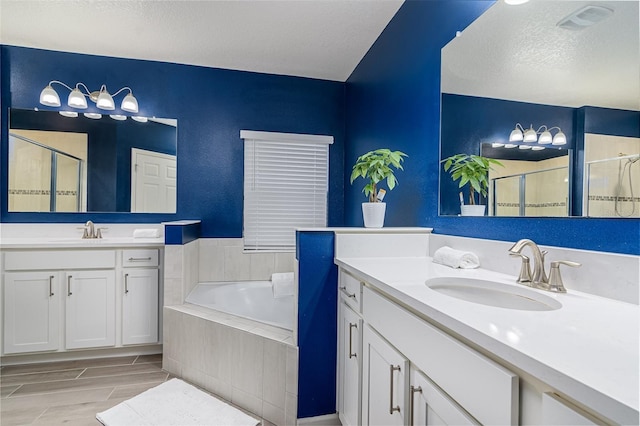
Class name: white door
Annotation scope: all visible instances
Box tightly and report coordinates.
[4,272,60,354]
[122,268,159,345]
[131,148,177,213]
[65,270,115,349]
[362,324,408,426]
[409,367,479,425]
[338,301,363,426]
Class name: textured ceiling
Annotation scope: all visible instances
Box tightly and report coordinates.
[442,0,640,111]
[0,0,404,82]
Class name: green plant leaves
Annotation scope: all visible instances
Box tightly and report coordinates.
[350,148,408,201]
[442,154,503,204]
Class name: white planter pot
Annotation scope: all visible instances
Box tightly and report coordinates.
[460,205,486,216]
[362,202,386,228]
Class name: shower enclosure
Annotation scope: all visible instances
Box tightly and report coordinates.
[585,154,640,218]
[490,166,569,217]
[8,133,84,212]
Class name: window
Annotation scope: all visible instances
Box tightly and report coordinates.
[241,130,333,252]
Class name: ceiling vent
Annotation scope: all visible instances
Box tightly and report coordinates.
[557,5,613,31]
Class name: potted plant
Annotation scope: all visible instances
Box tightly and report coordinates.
[442,153,503,216]
[350,148,408,227]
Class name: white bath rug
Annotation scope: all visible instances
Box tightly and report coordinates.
[96,378,261,426]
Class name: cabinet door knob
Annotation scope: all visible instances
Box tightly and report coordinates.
[124,273,129,294]
[49,275,55,297]
[409,385,423,425]
[67,275,73,296]
[348,322,357,359]
[339,286,357,299]
[389,365,401,414]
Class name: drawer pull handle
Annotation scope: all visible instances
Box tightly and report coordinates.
[409,385,422,425]
[67,275,73,296]
[339,286,357,299]
[49,275,55,296]
[124,273,129,294]
[389,364,401,414]
[348,322,357,359]
[128,257,152,262]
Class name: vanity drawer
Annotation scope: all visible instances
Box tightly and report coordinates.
[122,249,158,267]
[363,285,518,425]
[4,250,116,271]
[339,270,362,313]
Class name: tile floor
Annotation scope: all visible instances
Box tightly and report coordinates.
[0,354,270,425]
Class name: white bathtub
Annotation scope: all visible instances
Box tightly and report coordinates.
[185,280,294,330]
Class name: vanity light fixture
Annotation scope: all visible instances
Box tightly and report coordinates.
[39,81,139,114]
[509,123,566,146]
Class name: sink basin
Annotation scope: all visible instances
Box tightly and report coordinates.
[426,277,562,311]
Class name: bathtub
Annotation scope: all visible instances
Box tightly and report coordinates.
[185,280,294,330]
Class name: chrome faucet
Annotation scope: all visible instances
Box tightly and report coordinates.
[79,220,105,239]
[508,239,580,293]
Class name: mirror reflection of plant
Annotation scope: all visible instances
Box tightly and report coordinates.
[350,149,408,202]
[443,154,503,205]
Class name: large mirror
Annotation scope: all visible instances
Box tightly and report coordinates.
[439,0,639,218]
[8,109,177,213]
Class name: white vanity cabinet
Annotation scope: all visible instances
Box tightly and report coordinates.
[409,366,478,425]
[3,272,60,354]
[65,270,116,349]
[362,323,408,426]
[337,271,363,426]
[2,245,162,358]
[121,249,159,345]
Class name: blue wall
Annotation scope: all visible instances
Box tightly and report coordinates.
[1,45,346,234]
[345,0,639,255]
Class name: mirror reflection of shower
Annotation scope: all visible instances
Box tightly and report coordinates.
[615,153,640,217]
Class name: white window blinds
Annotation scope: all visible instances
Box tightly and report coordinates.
[241,130,333,252]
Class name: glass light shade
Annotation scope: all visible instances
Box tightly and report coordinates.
[67,88,88,109]
[96,90,115,110]
[110,114,127,121]
[59,111,78,118]
[531,146,545,151]
[505,144,518,148]
[131,116,148,123]
[552,131,567,145]
[523,127,538,142]
[121,93,139,113]
[519,144,532,150]
[492,142,505,148]
[84,112,102,119]
[509,128,523,142]
[538,130,552,144]
[39,85,61,107]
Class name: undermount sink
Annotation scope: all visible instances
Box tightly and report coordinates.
[426,277,562,311]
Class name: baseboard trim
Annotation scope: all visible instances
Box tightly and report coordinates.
[297,413,340,425]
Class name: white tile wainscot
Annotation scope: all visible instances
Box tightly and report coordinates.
[334,231,639,426]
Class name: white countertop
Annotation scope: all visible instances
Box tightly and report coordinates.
[335,256,639,425]
[0,237,164,249]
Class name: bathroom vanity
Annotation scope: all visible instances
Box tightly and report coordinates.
[334,230,638,426]
[0,225,164,362]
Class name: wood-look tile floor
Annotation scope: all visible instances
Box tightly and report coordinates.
[0,354,270,426]
[1,354,168,425]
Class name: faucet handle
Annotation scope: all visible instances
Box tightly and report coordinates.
[548,260,581,293]
[509,253,532,284]
[96,227,108,239]
[77,227,89,239]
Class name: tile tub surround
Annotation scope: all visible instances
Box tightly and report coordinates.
[163,304,298,425]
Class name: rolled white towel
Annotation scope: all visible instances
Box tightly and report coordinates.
[433,246,480,269]
[271,272,295,298]
[133,228,161,238]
